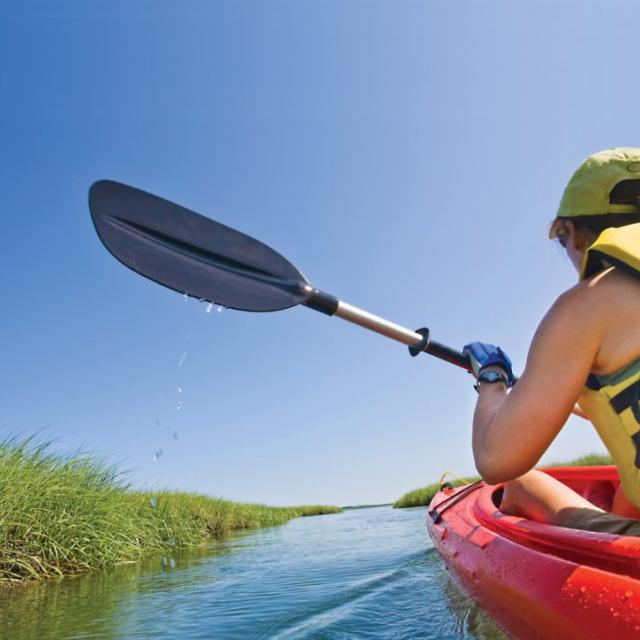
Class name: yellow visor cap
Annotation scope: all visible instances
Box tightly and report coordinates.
[550,148,640,239]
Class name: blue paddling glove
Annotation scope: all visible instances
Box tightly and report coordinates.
[463,342,514,386]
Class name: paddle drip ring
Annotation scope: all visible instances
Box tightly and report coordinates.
[408,327,430,357]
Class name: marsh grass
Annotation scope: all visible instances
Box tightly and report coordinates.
[393,477,479,509]
[393,452,614,508]
[0,439,340,584]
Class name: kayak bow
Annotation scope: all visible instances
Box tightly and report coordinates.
[427,465,640,640]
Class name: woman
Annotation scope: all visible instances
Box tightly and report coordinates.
[464,147,640,535]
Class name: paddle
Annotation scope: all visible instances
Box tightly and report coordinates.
[89,180,471,371]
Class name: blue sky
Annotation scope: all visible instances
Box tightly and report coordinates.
[1,0,637,506]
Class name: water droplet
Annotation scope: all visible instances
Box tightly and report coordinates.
[150,496,158,509]
[178,352,187,367]
[162,556,169,567]
[176,404,182,411]
[215,304,224,314]
[169,558,176,568]
[153,449,163,461]
[177,386,183,394]
[183,293,189,304]
[206,302,213,313]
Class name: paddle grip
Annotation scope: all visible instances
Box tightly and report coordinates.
[425,340,473,372]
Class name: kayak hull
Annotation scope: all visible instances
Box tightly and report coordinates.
[427,466,640,640]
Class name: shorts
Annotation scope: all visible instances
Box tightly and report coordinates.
[563,508,640,536]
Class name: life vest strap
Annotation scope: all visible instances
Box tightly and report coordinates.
[610,379,640,422]
[607,380,640,469]
[586,374,603,390]
[632,432,640,469]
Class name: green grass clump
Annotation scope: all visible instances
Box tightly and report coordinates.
[0,439,340,584]
[393,477,478,509]
[290,505,342,517]
[393,452,614,509]
[543,452,613,468]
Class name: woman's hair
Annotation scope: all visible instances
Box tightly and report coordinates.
[555,179,640,239]
[568,212,640,238]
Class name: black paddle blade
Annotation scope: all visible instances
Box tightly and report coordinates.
[89,180,309,312]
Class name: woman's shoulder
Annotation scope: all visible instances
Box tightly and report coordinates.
[544,267,635,339]
[568,267,640,375]
[549,273,607,316]
[562,266,638,308]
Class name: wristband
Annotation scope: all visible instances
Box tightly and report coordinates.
[474,369,509,393]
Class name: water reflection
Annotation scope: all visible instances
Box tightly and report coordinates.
[0,508,505,639]
[436,556,508,640]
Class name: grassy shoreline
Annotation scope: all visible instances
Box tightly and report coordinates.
[393,453,614,509]
[0,440,340,585]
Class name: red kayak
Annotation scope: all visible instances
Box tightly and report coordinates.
[427,466,640,639]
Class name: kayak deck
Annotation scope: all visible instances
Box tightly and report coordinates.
[427,466,640,639]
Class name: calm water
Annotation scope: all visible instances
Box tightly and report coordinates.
[0,506,506,639]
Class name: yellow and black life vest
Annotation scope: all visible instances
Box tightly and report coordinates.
[577,223,640,507]
[580,222,640,280]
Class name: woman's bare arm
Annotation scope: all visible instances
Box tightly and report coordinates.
[472,285,602,484]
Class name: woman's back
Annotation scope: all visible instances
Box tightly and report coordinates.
[582,267,640,378]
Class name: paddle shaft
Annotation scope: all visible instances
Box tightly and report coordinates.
[301,286,472,370]
[336,302,471,367]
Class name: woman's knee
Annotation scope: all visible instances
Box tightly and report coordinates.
[500,470,597,525]
[501,473,533,517]
[501,471,548,512]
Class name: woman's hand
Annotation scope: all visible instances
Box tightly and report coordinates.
[463,341,515,385]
